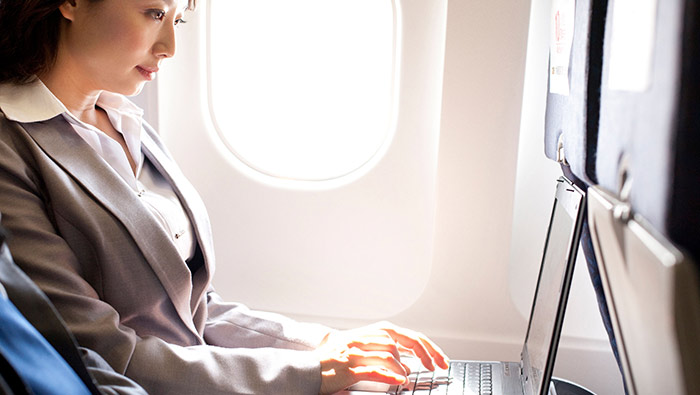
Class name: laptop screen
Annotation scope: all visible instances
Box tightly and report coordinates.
[521,178,585,395]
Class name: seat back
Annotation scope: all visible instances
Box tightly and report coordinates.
[544,0,608,184]
[596,0,700,262]
[588,187,700,395]
[589,0,700,393]
[543,0,627,389]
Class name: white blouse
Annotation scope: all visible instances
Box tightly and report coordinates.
[0,80,196,263]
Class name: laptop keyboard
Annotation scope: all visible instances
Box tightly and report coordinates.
[400,361,494,395]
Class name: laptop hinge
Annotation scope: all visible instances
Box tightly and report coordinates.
[519,361,528,395]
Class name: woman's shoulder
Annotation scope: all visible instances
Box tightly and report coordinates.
[0,108,63,175]
[0,109,30,142]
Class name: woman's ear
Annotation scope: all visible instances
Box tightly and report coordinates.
[58,0,79,22]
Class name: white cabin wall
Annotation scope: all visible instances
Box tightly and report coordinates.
[399,0,531,355]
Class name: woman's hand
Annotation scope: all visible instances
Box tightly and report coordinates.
[316,321,449,394]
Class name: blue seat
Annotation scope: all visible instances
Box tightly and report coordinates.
[0,289,91,395]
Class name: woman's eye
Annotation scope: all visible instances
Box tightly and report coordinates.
[150,10,166,21]
[174,18,187,26]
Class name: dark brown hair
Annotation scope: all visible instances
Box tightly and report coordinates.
[0,0,197,84]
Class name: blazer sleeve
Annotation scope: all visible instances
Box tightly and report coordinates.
[0,118,323,394]
[79,348,149,395]
[203,288,332,350]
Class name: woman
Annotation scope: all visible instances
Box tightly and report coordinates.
[0,0,448,394]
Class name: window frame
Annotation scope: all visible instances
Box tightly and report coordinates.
[205,0,403,184]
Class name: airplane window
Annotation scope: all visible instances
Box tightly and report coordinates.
[208,0,397,181]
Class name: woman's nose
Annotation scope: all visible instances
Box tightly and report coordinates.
[153,24,177,58]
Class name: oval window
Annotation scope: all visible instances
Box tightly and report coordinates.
[208,0,397,181]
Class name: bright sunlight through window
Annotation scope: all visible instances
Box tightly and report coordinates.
[208,0,397,181]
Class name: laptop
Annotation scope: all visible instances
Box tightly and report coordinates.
[343,176,586,395]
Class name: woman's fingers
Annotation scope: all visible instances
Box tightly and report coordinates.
[419,336,450,369]
[373,322,450,370]
[345,348,409,377]
[316,322,449,394]
[318,348,408,394]
[386,328,435,370]
[320,364,406,395]
[323,329,403,363]
[347,365,407,384]
[346,333,402,362]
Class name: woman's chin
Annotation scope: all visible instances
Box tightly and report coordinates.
[122,82,147,97]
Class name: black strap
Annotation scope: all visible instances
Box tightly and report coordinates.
[0,345,33,395]
[0,225,7,247]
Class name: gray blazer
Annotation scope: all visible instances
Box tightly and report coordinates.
[0,112,329,395]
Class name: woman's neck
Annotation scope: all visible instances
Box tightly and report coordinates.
[39,55,102,126]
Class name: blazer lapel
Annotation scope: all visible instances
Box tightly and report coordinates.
[140,127,214,310]
[21,117,199,334]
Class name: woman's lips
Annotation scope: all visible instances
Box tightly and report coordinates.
[136,65,158,81]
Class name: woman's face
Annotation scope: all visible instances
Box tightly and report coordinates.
[58,0,188,96]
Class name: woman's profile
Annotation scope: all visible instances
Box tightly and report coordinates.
[0,0,448,394]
